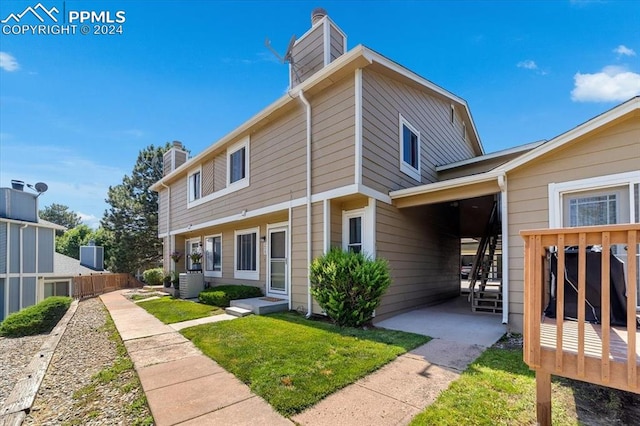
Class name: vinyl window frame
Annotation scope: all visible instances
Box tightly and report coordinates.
[234,227,259,281]
[204,234,222,278]
[398,114,421,181]
[187,167,202,202]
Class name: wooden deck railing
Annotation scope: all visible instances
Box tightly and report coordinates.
[72,273,144,299]
[521,223,640,425]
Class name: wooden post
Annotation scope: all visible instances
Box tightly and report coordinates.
[536,370,552,426]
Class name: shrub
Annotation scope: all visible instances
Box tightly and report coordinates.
[199,285,263,307]
[309,248,391,327]
[142,268,164,286]
[0,296,72,337]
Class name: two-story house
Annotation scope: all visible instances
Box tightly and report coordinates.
[152,9,485,319]
[152,9,640,331]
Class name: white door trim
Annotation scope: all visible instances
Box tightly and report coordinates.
[266,222,289,298]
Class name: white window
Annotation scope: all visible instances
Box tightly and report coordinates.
[346,215,362,253]
[549,171,639,228]
[342,201,376,256]
[204,234,222,278]
[227,137,249,187]
[188,169,201,202]
[399,115,421,181]
[234,227,259,280]
[187,239,202,271]
[549,171,640,307]
[44,281,70,298]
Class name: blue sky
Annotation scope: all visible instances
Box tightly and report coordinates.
[1,0,639,228]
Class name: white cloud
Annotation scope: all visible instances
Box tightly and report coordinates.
[0,52,19,72]
[571,65,640,102]
[613,45,636,57]
[78,212,101,229]
[517,60,538,70]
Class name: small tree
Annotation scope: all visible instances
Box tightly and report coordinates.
[39,203,81,236]
[309,248,391,327]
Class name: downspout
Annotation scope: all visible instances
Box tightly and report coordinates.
[160,182,172,273]
[19,223,28,310]
[498,174,509,325]
[298,90,313,318]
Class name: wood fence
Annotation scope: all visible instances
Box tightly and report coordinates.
[521,223,640,425]
[72,273,144,299]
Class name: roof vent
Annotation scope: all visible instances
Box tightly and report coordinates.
[311,7,327,25]
[11,180,24,191]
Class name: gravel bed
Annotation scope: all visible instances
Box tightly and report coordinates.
[23,297,152,425]
[0,333,49,406]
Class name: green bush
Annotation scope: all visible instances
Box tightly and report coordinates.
[142,268,164,286]
[0,296,72,337]
[310,248,391,327]
[199,285,263,307]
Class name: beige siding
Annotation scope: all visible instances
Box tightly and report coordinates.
[361,68,475,193]
[168,110,307,231]
[311,75,356,193]
[202,160,214,196]
[329,24,344,62]
[213,153,226,192]
[291,24,325,87]
[166,213,289,293]
[375,201,460,319]
[290,205,308,311]
[507,117,640,332]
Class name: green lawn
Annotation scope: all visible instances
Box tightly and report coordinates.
[409,338,635,426]
[181,312,429,416]
[137,297,224,324]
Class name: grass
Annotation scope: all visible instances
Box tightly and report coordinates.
[71,309,153,426]
[137,296,224,324]
[0,296,72,337]
[409,335,639,425]
[181,311,429,416]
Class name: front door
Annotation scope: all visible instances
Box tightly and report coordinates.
[268,227,288,297]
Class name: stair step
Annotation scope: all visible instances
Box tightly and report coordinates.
[225,306,253,317]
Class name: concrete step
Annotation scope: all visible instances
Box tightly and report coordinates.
[230,297,288,315]
[225,306,253,317]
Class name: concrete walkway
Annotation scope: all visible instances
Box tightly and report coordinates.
[101,291,505,426]
[100,290,292,426]
[292,296,506,425]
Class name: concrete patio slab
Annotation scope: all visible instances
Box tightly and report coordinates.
[177,396,293,426]
[375,295,505,348]
[137,355,225,392]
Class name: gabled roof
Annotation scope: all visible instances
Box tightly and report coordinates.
[496,96,639,173]
[152,45,483,190]
[391,96,640,207]
[54,252,104,276]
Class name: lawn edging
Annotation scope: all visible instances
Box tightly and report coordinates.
[0,299,79,423]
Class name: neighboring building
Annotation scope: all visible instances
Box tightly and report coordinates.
[0,182,63,320]
[0,181,106,320]
[151,9,640,331]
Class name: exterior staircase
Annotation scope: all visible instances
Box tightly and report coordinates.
[468,200,503,314]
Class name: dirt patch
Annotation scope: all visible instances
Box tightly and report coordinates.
[493,333,640,425]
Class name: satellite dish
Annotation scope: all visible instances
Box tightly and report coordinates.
[34,182,48,194]
[283,34,296,62]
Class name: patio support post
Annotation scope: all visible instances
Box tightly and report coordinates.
[536,369,552,426]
